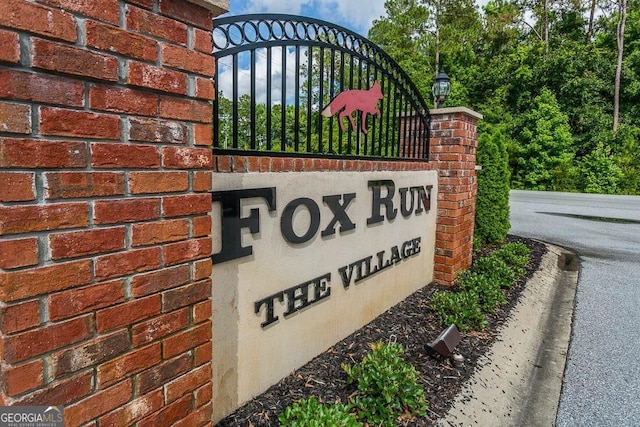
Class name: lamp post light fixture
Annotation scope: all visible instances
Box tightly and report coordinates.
[432,69,451,109]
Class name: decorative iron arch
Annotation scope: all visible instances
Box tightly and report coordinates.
[212,14,430,160]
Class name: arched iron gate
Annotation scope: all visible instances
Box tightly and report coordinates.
[212,14,431,160]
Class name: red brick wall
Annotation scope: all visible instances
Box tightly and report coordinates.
[213,156,434,173]
[429,109,481,285]
[0,1,220,425]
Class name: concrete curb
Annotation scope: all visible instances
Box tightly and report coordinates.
[438,243,578,427]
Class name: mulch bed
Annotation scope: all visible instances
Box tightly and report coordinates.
[217,235,547,426]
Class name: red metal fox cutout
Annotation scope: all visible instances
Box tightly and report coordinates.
[321,81,383,134]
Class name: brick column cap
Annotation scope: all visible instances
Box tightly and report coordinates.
[187,0,229,14]
[430,106,483,120]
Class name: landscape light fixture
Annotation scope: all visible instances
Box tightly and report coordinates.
[426,323,461,359]
[432,69,451,109]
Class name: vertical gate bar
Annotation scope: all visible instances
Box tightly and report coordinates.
[347,54,354,154]
[338,51,345,154]
[232,53,239,149]
[371,66,378,156]
[318,47,325,154]
[401,95,409,157]
[424,116,430,158]
[328,49,335,153]
[213,61,220,148]
[294,46,301,152]
[384,77,392,157]
[419,115,425,159]
[412,104,418,158]
[250,48,256,150]
[266,47,272,151]
[306,46,313,153]
[411,107,417,159]
[281,45,287,151]
[407,102,413,158]
[415,109,421,159]
[355,57,362,155]
[391,89,399,157]
[363,62,371,156]
[416,104,422,158]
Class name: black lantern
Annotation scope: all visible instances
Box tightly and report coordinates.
[432,69,451,108]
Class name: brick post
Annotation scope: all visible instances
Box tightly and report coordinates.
[0,0,226,425]
[429,107,482,285]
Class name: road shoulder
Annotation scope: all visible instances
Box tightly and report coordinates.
[438,243,578,426]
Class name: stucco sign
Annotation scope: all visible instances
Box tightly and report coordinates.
[211,170,438,420]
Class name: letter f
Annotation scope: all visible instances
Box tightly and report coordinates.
[212,188,276,263]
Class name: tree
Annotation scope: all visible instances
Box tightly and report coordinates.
[613,0,628,132]
[369,0,482,106]
[586,0,599,43]
[512,88,576,190]
[368,0,432,99]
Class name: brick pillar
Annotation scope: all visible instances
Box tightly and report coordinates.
[429,107,482,285]
[0,0,226,425]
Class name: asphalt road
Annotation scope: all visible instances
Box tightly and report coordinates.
[509,190,640,426]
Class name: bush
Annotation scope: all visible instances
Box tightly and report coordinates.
[472,255,515,289]
[431,242,531,331]
[475,128,511,245]
[457,270,505,314]
[493,242,530,276]
[278,397,361,427]
[578,142,624,194]
[430,290,487,332]
[342,342,427,426]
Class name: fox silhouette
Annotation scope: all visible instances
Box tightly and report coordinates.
[321,81,383,134]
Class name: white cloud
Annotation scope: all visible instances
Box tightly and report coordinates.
[229,0,386,35]
[237,0,313,16]
[217,47,307,104]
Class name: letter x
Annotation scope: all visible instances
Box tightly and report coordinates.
[321,193,357,237]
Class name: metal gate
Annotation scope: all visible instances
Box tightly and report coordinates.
[212,14,431,160]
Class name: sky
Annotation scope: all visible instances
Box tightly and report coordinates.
[222,0,490,36]
[215,0,489,104]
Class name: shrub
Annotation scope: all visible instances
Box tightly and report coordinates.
[578,142,624,194]
[342,342,427,426]
[430,290,487,332]
[472,255,515,289]
[278,397,361,427]
[493,242,530,276]
[474,127,511,245]
[431,242,531,332]
[457,270,505,314]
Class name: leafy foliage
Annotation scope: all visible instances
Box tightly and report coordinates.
[579,142,624,194]
[342,342,427,426]
[457,270,506,314]
[475,126,511,245]
[493,242,530,276]
[471,255,516,289]
[512,88,576,191]
[431,289,487,332]
[278,398,361,427]
[431,241,531,331]
[281,343,428,426]
[369,0,640,195]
